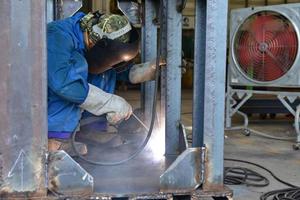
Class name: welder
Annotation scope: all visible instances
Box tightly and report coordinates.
[47,11,161,155]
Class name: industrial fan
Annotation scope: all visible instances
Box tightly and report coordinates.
[229,4,300,87]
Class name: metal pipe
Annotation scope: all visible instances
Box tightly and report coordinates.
[0,0,47,197]
[203,0,228,191]
[192,0,206,148]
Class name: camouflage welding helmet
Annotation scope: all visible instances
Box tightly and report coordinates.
[80,11,140,74]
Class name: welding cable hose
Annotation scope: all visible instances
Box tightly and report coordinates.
[71,0,165,166]
[225,158,300,200]
[224,167,269,187]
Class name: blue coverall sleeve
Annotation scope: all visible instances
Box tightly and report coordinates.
[47,26,89,104]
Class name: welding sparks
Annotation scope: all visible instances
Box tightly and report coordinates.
[147,127,165,161]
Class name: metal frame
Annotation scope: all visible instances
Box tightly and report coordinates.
[0,1,47,198]
[202,0,229,191]
[0,0,231,198]
[160,0,183,156]
[141,0,157,124]
[226,87,300,144]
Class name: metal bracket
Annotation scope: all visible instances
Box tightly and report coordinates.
[229,91,253,117]
[277,94,300,117]
[160,147,205,192]
[48,150,93,197]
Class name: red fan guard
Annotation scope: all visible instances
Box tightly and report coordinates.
[234,11,298,82]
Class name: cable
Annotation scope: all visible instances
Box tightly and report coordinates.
[224,167,269,187]
[260,188,300,200]
[247,128,295,141]
[225,158,299,188]
[225,159,300,200]
[71,0,165,166]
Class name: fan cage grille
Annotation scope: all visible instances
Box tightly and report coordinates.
[233,10,298,82]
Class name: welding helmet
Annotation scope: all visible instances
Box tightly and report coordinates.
[80,11,140,74]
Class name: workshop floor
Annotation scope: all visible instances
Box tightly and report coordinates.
[113,89,300,200]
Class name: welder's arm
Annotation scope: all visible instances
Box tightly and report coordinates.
[80,84,133,125]
[129,58,166,84]
[47,28,89,103]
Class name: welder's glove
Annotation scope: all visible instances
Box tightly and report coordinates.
[80,84,132,125]
[129,57,166,84]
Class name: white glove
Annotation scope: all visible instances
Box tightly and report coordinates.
[129,58,166,84]
[80,84,132,125]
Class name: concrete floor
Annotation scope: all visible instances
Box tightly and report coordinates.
[115,89,300,200]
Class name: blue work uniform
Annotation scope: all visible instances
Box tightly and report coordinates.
[47,12,130,139]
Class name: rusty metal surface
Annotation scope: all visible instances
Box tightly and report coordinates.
[88,187,232,200]
[0,0,47,198]
[48,151,93,197]
[160,148,205,192]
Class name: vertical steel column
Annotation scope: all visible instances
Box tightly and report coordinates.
[192,0,206,148]
[47,0,55,22]
[203,0,228,190]
[161,0,182,156]
[0,1,47,197]
[141,0,157,123]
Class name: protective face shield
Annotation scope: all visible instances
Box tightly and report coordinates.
[80,11,140,74]
[86,27,139,74]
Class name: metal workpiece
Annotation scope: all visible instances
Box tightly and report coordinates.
[160,148,205,193]
[0,0,47,197]
[192,0,206,148]
[203,0,228,190]
[141,0,158,124]
[48,151,94,197]
[178,123,189,153]
[160,0,183,156]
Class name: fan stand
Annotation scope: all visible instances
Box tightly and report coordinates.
[225,86,300,150]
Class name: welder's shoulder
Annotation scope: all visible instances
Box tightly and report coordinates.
[47,22,75,52]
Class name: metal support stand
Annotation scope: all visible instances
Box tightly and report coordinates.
[202,0,229,191]
[226,87,300,147]
[160,0,183,156]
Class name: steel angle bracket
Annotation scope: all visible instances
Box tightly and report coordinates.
[160,147,206,192]
[48,150,94,197]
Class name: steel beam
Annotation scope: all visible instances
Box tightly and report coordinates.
[161,0,182,156]
[141,0,157,124]
[0,0,47,197]
[47,0,55,22]
[203,0,228,191]
[192,0,206,148]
